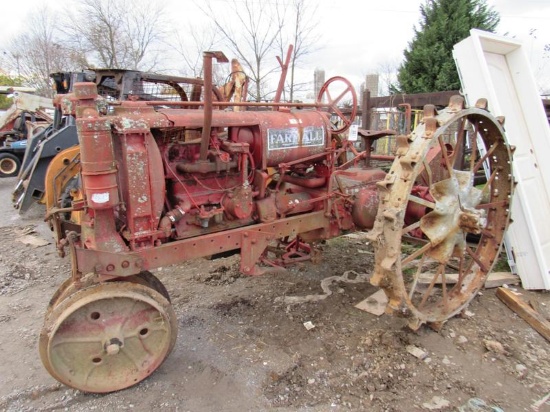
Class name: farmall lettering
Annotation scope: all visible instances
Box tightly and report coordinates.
[39,51,513,394]
[268,126,325,150]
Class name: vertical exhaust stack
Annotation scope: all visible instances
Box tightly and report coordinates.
[200,51,229,162]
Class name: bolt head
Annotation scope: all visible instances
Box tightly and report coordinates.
[106,343,120,355]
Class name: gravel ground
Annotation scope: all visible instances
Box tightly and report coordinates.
[0,176,549,411]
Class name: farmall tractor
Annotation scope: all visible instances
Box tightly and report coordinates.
[39,50,514,393]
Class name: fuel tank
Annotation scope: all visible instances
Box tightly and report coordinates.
[229,110,331,168]
[160,108,332,169]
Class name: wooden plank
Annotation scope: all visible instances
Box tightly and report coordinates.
[418,273,458,285]
[417,272,520,288]
[496,287,550,342]
[484,272,520,289]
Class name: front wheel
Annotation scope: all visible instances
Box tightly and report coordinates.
[369,96,514,330]
[39,281,178,393]
[0,153,21,177]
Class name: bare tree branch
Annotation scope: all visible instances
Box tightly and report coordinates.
[276,0,321,101]
[62,0,167,70]
[6,6,77,96]
[198,0,284,101]
[171,24,220,78]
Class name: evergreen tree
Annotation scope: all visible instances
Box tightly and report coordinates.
[397,0,499,93]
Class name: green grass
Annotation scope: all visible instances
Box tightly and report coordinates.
[492,252,511,272]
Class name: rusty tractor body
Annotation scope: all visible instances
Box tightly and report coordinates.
[13,68,237,213]
[39,50,514,393]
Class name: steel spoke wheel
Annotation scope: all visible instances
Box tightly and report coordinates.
[369,96,514,329]
[316,76,357,134]
[39,281,177,393]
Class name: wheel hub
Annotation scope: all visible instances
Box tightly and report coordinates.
[458,209,485,234]
[420,171,485,261]
[104,337,123,355]
[0,158,17,174]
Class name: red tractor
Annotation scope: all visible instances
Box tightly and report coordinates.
[39,51,513,393]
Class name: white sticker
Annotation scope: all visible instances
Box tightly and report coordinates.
[91,192,110,204]
[348,124,358,142]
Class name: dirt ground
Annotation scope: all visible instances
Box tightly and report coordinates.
[0,175,549,412]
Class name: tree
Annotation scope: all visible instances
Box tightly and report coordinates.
[5,7,76,97]
[199,0,285,102]
[171,24,219,78]
[275,0,320,102]
[2,0,167,97]
[199,0,319,102]
[375,59,401,96]
[63,0,167,71]
[397,0,499,93]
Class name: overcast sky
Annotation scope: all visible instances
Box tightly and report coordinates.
[305,0,550,92]
[0,0,548,93]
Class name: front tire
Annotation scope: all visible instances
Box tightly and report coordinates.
[0,153,21,177]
